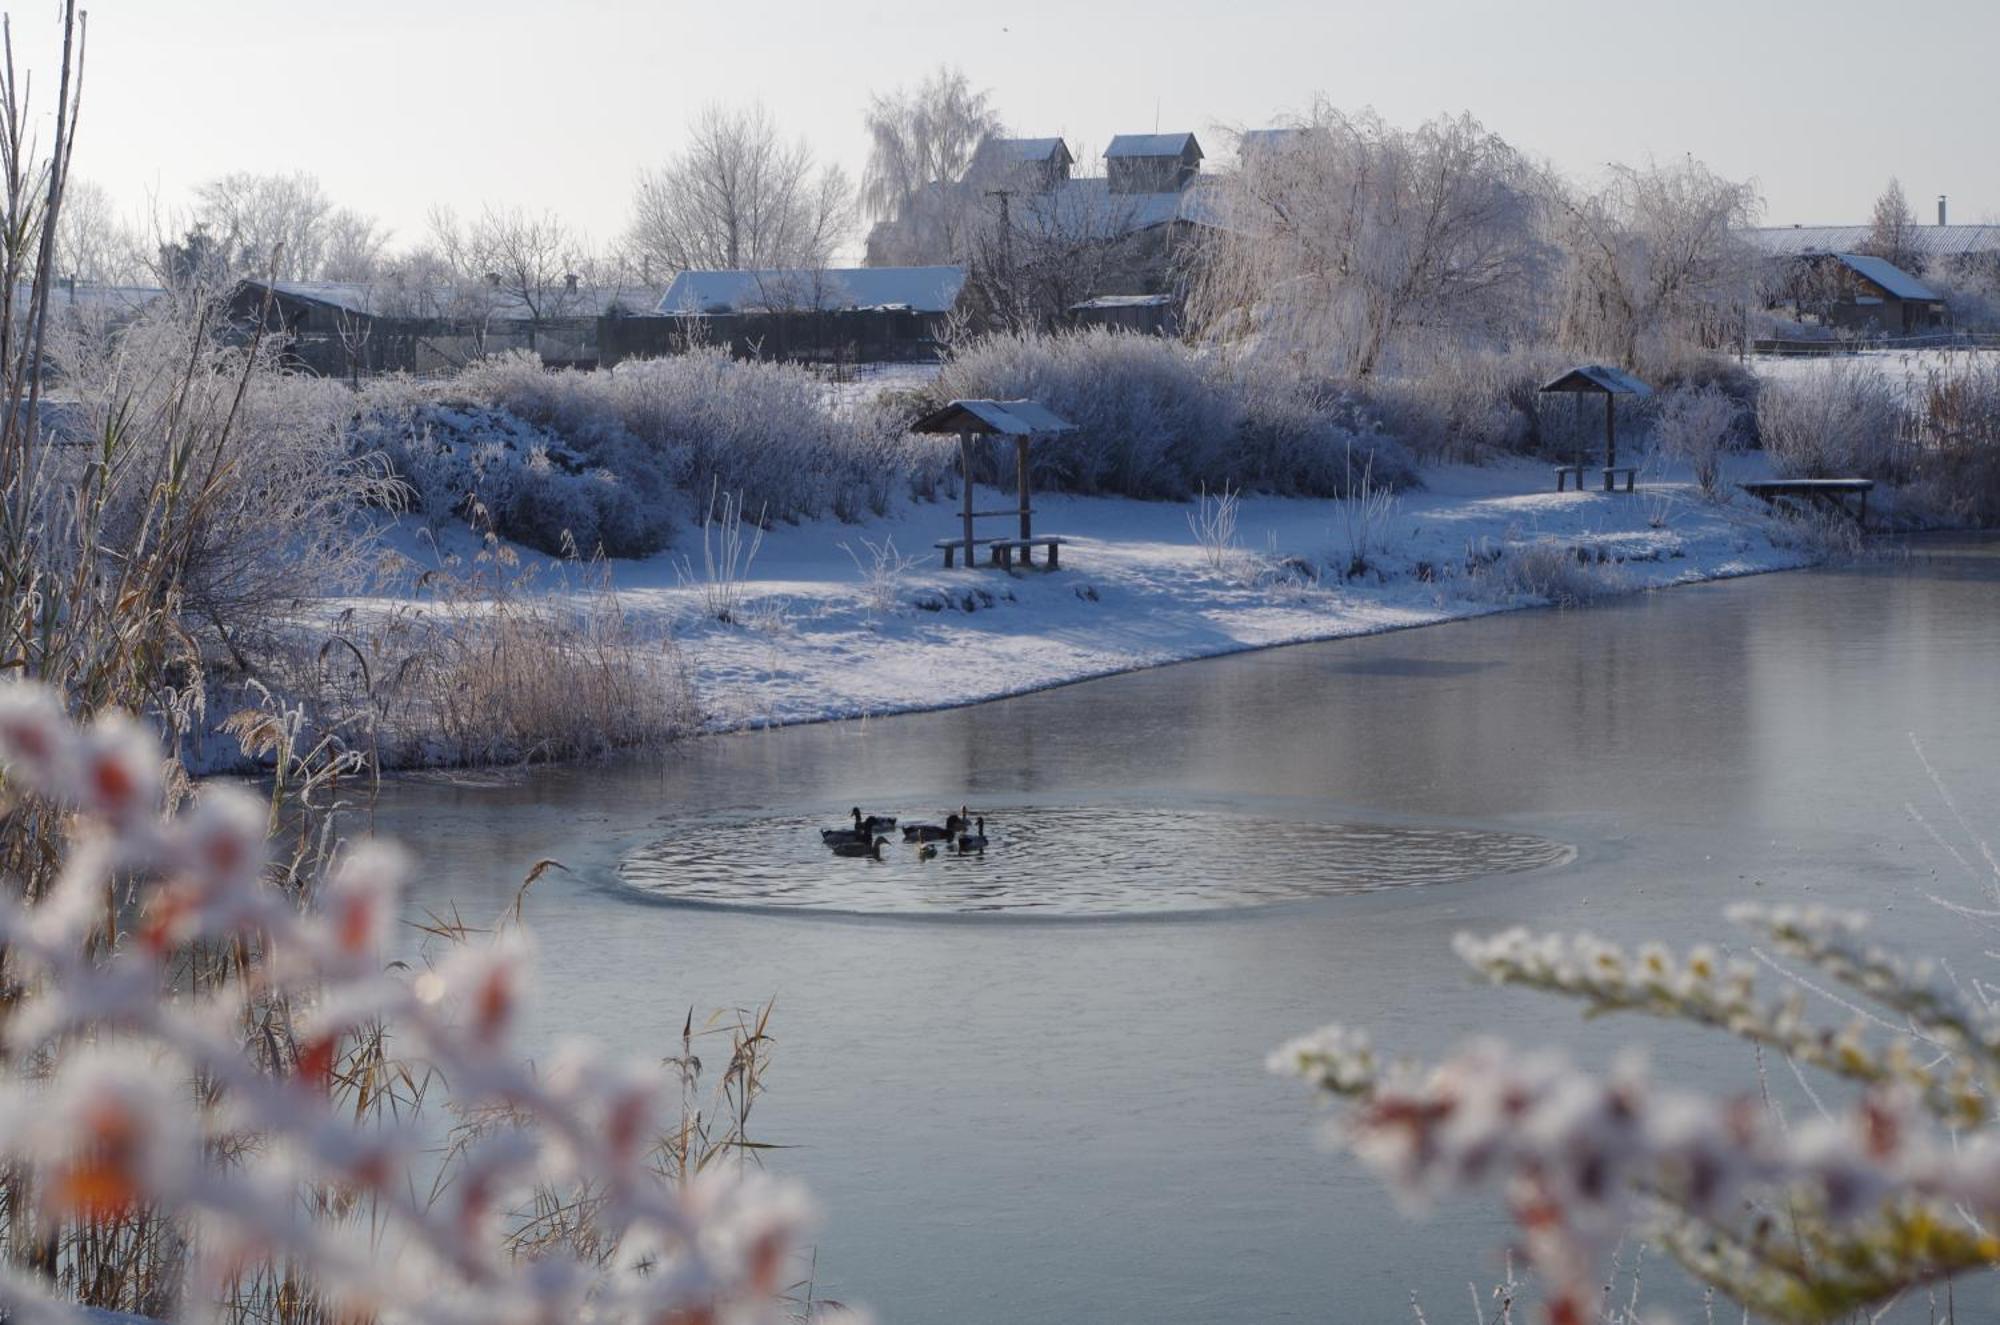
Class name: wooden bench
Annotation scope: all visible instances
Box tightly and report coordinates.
[1739,478,1874,526]
[1554,464,1588,492]
[936,536,1066,570]
[1602,466,1637,493]
[992,536,1065,571]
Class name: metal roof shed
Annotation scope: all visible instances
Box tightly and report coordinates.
[911,400,1076,568]
[1539,366,1653,491]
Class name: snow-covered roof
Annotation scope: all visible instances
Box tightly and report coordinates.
[17,282,165,316]
[657,266,965,316]
[1105,132,1202,160]
[978,136,1072,165]
[242,279,664,321]
[1540,365,1653,396]
[1830,253,1943,302]
[910,399,1076,436]
[1012,176,1222,238]
[1742,224,2000,261]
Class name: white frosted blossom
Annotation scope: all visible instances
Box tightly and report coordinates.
[0,681,822,1324]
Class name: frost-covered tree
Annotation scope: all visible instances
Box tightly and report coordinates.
[1546,157,1763,370]
[432,204,597,345]
[51,178,143,284]
[1187,105,1545,378]
[1863,176,1920,272]
[320,206,392,282]
[627,103,853,278]
[191,170,335,280]
[860,66,1003,265]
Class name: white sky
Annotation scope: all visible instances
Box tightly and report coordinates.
[44,0,2000,259]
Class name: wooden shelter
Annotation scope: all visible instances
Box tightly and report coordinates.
[910,399,1076,569]
[1540,366,1652,492]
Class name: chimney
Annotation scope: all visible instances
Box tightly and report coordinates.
[564,272,578,292]
[1938,195,1948,226]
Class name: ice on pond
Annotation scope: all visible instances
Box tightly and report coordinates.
[617,804,1573,917]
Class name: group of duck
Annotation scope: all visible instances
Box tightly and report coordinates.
[820,806,988,861]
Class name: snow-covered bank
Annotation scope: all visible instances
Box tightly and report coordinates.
[335,456,1816,741]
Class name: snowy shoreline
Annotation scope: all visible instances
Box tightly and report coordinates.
[329,454,1821,753]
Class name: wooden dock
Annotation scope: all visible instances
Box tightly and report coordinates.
[1739,478,1874,526]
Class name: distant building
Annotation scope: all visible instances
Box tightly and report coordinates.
[1771,252,1948,335]
[226,277,668,376]
[1104,132,1204,195]
[967,137,1075,192]
[602,266,968,368]
[1743,224,2000,269]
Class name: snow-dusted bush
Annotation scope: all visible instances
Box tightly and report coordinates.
[1756,361,1908,480]
[1473,539,1624,608]
[934,329,1413,498]
[463,350,936,527]
[1653,382,1745,497]
[1905,356,2000,526]
[1362,348,1565,463]
[351,383,673,560]
[0,685,819,1323]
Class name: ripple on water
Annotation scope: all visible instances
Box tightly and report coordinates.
[616,805,1573,917]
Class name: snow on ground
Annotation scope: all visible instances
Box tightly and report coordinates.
[338,454,1815,737]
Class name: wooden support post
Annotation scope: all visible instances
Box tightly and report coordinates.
[959,431,975,565]
[1603,393,1616,491]
[1016,436,1032,541]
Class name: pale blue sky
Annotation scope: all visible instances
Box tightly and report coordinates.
[51,0,2000,254]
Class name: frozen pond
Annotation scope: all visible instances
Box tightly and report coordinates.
[375,536,2000,1323]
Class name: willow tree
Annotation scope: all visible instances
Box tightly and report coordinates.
[1545,157,1763,370]
[1185,104,1545,378]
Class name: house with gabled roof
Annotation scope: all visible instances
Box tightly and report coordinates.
[1104,132,1203,194]
[1771,252,1948,335]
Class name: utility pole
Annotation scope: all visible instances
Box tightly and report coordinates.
[985,188,1015,326]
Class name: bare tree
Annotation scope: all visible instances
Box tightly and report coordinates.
[860,66,1003,265]
[1546,156,1763,369]
[191,170,335,280]
[320,207,391,282]
[627,103,853,278]
[52,178,143,285]
[1187,105,1545,377]
[434,204,595,349]
[1863,177,1920,271]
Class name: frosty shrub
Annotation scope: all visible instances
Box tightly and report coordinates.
[1756,362,1908,480]
[934,329,1413,499]
[1472,539,1624,608]
[1362,349,1564,464]
[1905,356,2000,527]
[462,349,934,527]
[1653,383,1746,497]
[0,684,819,1323]
[350,382,671,560]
